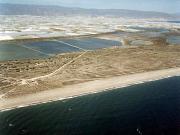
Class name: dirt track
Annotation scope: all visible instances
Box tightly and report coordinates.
[1,44,180,98]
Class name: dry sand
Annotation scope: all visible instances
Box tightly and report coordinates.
[1,68,180,111]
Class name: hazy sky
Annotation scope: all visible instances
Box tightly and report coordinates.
[0,0,179,13]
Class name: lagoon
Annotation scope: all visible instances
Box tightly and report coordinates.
[0,38,121,61]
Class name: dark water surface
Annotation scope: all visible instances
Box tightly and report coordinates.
[0,77,180,135]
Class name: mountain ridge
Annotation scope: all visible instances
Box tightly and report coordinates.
[0,3,178,19]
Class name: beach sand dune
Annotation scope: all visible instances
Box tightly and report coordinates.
[1,68,180,111]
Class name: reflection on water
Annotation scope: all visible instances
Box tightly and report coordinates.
[0,77,179,135]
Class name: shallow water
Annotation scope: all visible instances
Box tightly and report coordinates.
[0,38,120,61]
[0,43,47,61]
[128,26,169,33]
[0,77,179,135]
[25,41,80,55]
[61,37,121,50]
[167,36,180,45]
[167,21,180,24]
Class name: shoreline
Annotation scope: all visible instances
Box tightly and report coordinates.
[0,68,180,112]
[0,30,122,42]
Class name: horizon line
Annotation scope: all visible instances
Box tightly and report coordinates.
[0,2,177,14]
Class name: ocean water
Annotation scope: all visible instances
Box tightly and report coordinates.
[0,77,180,135]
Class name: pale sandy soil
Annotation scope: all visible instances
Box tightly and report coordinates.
[0,68,180,111]
[1,45,180,98]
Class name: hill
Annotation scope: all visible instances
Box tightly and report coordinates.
[0,3,178,19]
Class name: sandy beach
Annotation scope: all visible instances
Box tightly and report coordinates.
[0,68,180,111]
